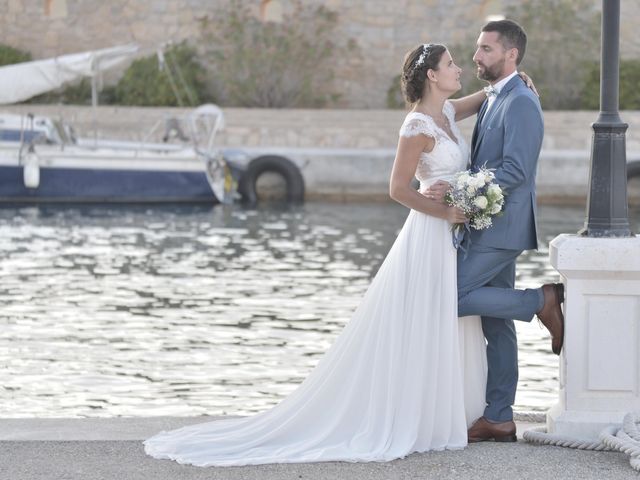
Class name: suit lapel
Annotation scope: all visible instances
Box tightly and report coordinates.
[472,75,523,163]
[471,99,488,153]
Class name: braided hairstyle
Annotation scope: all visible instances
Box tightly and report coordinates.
[400,43,447,104]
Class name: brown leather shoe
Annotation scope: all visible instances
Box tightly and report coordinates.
[537,283,565,355]
[467,417,517,443]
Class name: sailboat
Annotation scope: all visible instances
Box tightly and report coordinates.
[0,44,242,203]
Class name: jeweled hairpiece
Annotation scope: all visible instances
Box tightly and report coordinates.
[414,43,434,70]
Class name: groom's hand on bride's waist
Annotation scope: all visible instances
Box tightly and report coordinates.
[422,180,451,202]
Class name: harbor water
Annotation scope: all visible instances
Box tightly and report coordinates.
[0,202,638,418]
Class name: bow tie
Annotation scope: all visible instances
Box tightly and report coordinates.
[483,86,498,98]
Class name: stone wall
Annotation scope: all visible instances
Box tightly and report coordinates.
[4,104,638,153]
[1,0,639,108]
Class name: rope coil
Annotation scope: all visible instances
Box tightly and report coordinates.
[523,411,640,471]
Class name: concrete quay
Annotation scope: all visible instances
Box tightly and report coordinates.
[238,145,635,204]
[2,105,639,203]
[0,416,635,480]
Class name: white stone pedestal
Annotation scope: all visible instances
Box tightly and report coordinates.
[548,233,640,440]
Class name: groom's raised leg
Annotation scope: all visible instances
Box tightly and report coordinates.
[458,245,565,354]
[457,244,543,321]
[459,285,541,321]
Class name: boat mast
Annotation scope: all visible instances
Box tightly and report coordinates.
[91,57,99,146]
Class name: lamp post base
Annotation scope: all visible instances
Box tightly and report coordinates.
[547,404,627,440]
[547,234,640,441]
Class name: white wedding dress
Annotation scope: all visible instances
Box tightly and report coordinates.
[144,101,488,467]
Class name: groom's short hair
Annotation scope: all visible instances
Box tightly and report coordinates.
[482,19,527,65]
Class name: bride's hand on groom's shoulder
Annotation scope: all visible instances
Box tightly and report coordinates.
[519,71,539,97]
[421,180,451,203]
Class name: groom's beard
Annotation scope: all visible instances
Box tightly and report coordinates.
[476,58,505,82]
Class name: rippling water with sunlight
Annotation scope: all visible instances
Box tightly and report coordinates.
[0,202,637,417]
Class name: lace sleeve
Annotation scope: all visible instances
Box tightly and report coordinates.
[399,115,436,140]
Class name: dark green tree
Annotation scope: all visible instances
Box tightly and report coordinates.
[114,41,208,106]
[580,59,640,110]
[200,1,355,108]
[386,74,404,109]
[0,44,31,66]
[506,0,601,109]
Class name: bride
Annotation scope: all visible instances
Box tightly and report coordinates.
[144,43,526,467]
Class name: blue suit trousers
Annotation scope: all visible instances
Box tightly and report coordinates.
[457,243,544,422]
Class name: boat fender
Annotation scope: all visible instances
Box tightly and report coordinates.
[238,155,304,204]
[23,152,40,189]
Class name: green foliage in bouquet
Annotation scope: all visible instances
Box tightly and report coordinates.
[445,168,504,231]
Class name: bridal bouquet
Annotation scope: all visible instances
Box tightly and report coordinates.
[444,167,504,249]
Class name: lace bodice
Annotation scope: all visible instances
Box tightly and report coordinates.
[399,101,470,186]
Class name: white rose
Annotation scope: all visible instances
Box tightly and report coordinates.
[474,196,488,209]
[487,183,502,199]
[466,185,477,195]
[457,173,470,187]
[474,176,487,188]
[490,203,502,214]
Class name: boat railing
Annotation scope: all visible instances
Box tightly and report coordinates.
[138,104,226,160]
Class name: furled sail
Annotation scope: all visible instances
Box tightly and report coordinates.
[0,44,138,104]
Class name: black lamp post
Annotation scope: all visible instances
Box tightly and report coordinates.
[579,0,632,237]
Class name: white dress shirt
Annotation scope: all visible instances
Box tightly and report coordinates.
[485,70,519,116]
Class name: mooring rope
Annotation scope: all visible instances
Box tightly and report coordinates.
[523,411,640,471]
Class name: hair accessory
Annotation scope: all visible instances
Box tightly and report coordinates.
[414,43,434,70]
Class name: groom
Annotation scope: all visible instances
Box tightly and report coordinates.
[429,19,564,443]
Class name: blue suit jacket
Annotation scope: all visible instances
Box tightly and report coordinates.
[469,75,544,251]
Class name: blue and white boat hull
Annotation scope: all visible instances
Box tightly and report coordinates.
[0,141,230,203]
[0,165,215,202]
